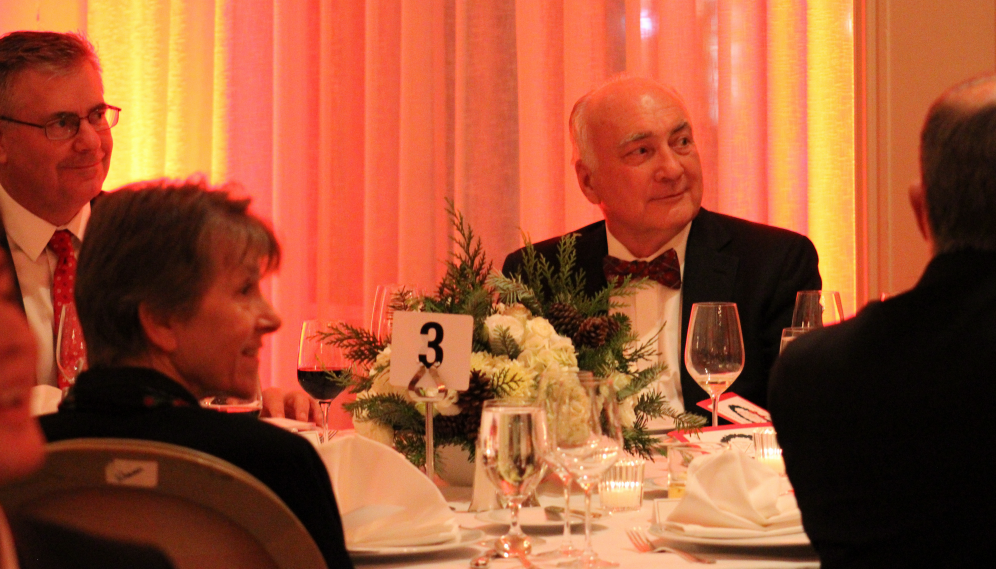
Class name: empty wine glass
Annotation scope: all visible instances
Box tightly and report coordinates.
[478,400,548,558]
[298,320,349,442]
[369,284,422,340]
[792,290,844,328]
[539,398,583,561]
[549,372,622,568]
[780,327,811,353]
[684,302,745,427]
[56,302,87,394]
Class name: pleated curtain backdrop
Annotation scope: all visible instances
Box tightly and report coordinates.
[1,0,854,427]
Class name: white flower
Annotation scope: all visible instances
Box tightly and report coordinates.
[485,314,526,346]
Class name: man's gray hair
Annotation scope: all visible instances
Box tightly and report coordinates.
[0,31,100,115]
[920,74,996,253]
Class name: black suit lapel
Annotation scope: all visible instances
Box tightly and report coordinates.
[680,209,739,410]
[573,221,609,298]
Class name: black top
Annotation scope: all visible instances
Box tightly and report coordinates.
[40,367,353,569]
[769,250,996,567]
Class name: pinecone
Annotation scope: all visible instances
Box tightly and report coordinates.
[547,302,584,339]
[574,316,610,348]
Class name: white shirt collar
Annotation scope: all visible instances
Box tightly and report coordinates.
[0,182,89,260]
[605,222,691,273]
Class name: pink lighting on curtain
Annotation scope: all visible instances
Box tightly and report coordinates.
[1,0,855,428]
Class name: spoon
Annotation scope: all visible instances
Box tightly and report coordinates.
[469,549,499,568]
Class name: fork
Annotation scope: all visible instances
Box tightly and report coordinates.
[625,528,715,564]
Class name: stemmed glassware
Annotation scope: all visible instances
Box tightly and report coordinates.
[549,372,622,568]
[540,414,582,560]
[684,302,745,427]
[791,290,844,329]
[477,400,548,558]
[298,320,349,442]
[56,302,87,394]
[370,284,421,340]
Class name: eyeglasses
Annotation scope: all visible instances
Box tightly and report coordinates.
[0,105,121,141]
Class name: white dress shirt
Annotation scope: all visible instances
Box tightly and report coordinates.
[0,183,89,387]
[606,223,691,430]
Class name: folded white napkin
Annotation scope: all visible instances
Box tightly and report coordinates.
[30,385,62,416]
[317,434,458,548]
[664,449,802,538]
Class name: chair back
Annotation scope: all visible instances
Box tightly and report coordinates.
[0,438,328,569]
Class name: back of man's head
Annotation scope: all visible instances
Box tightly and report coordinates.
[920,74,996,254]
[0,30,100,115]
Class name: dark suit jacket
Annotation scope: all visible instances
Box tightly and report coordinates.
[502,209,821,413]
[9,515,175,569]
[769,250,996,568]
[40,367,354,569]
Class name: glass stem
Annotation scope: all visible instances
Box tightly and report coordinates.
[582,485,594,558]
[319,400,332,442]
[561,480,574,552]
[509,498,525,538]
[711,394,719,427]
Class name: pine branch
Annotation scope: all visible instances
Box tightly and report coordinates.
[343,393,424,433]
[489,326,523,359]
[318,322,385,366]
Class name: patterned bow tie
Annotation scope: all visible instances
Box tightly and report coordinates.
[603,248,681,289]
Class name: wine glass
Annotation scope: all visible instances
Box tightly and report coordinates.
[298,320,349,442]
[684,302,745,427]
[549,372,622,568]
[369,284,421,340]
[539,399,582,560]
[791,290,844,329]
[56,302,87,394]
[477,400,548,558]
[780,327,811,353]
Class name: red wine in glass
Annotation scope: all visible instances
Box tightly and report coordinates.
[297,367,347,401]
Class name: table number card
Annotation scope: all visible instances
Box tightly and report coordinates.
[390,311,473,391]
[696,393,772,424]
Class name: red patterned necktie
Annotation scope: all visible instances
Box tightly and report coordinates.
[49,230,80,390]
[603,248,682,289]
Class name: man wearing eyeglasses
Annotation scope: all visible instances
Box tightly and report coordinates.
[0,31,314,422]
[0,31,114,390]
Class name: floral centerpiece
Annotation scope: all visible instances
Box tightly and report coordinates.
[322,205,704,467]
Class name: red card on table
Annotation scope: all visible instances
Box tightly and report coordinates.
[696,392,771,424]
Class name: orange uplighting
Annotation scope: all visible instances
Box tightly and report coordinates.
[807,0,856,316]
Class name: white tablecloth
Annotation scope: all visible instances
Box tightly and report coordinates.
[350,483,818,569]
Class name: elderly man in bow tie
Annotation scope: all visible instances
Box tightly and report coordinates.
[503,75,821,426]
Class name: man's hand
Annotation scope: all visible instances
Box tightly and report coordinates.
[260,387,319,422]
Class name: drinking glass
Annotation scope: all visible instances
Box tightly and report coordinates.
[369,284,421,340]
[298,320,349,442]
[780,327,811,353]
[549,372,622,568]
[539,394,584,561]
[791,290,844,329]
[56,302,87,394]
[478,400,548,558]
[684,302,745,427]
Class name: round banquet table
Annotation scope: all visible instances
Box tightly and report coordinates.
[349,482,819,569]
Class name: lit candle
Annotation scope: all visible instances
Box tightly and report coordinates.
[599,480,643,510]
[756,449,786,475]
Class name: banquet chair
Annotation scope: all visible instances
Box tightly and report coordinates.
[0,438,328,569]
